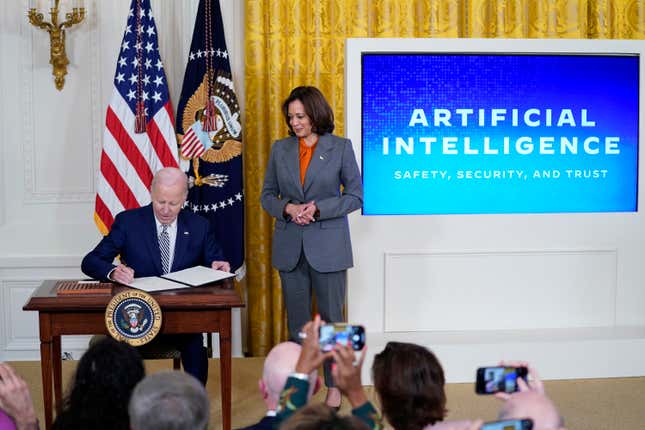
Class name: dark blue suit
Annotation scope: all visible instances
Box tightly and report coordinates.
[81,204,225,384]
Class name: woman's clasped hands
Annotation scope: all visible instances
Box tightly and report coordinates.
[286,201,317,225]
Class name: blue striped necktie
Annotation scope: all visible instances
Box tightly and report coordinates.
[159,224,170,274]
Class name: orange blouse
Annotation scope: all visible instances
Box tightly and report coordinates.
[298,137,318,185]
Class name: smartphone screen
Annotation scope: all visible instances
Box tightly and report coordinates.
[318,324,365,352]
[475,366,528,394]
[480,419,533,430]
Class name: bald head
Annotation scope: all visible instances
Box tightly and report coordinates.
[499,391,564,430]
[151,167,188,195]
[150,168,188,225]
[261,342,317,409]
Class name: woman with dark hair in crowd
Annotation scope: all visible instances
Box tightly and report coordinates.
[372,342,447,430]
[51,337,145,430]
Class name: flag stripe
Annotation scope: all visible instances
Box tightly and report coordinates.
[164,102,176,127]
[96,170,126,217]
[100,149,140,210]
[94,195,114,235]
[180,128,206,158]
[147,103,179,168]
[182,138,199,156]
[101,131,151,207]
[183,133,198,146]
[106,106,155,188]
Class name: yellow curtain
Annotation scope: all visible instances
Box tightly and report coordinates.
[243,0,645,356]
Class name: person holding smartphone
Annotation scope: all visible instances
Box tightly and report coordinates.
[275,316,381,430]
[494,361,565,430]
[261,86,363,408]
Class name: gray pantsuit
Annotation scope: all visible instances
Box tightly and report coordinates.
[261,133,363,386]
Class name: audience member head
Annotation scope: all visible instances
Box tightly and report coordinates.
[129,371,209,430]
[281,86,335,136]
[150,167,188,225]
[52,337,145,430]
[372,341,447,430]
[280,403,369,430]
[260,341,319,411]
[498,390,564,430]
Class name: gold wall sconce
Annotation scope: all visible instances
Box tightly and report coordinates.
[28,0,85,91]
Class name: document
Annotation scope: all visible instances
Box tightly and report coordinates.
[127,266,235,292]
[127,276,189,292]
[161,265,235,287]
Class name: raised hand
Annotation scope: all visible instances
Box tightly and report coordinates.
[294,315,333,375]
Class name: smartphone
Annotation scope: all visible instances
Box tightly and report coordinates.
[318,323,365,352]
[475,366,528,394]
[480,419,533,430]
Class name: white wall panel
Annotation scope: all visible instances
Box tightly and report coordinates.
[0,258,87,361]
[384,250,617,332]
[4,281,40,352]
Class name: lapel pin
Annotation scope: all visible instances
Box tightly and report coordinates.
[184,231,189,235]
[320,155,324,160]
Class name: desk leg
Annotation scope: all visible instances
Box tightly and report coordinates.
[52,336,63,414]
[219,310,232,430]
[39,313,54,430]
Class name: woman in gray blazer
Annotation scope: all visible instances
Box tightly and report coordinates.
[260,86,363,408]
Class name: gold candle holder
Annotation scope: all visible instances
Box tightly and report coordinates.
[28,0,85,91]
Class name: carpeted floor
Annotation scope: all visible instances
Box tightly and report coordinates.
[6,359,645,429]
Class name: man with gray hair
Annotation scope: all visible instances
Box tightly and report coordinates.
[129,371,209,430]
[82,167,230,385]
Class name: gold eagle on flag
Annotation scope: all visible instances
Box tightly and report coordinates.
[178,72,242,170]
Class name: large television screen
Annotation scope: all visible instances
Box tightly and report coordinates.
[354,41,640,215]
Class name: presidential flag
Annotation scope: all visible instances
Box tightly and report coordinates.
[94,0,178,234]
[176,0,244,274]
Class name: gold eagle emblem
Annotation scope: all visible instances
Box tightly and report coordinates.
[179,72,242,164]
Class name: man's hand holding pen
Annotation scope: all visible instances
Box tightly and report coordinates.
[110,263,135,284]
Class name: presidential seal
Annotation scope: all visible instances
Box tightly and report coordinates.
[105,290,162,346]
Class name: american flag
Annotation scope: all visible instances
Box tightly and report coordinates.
[94,0,178,234]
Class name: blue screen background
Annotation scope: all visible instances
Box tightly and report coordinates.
[362,54,639,215]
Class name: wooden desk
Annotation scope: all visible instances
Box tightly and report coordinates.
[23,279,244,430]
